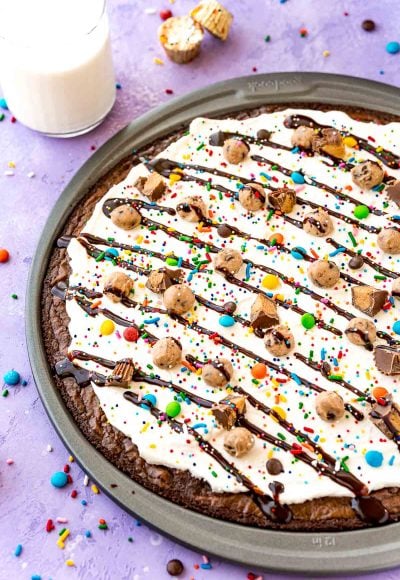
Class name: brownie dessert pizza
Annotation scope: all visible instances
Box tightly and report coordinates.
[43,104,400,531]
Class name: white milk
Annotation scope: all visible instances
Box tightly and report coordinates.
[0,0,115,136]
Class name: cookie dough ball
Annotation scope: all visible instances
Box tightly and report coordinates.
[176,195,207,222]
[222,138,249,164]
[307,260,340,288]
[291,125,315,149]
[268,187,296,214]
[202,358,233,388]
[303,208,333,237]
[223,427,254,457]
[264,325,294,356]
[351,161,384,190]
[377,228,400,254]
[315,391,345,422]
[345,317,377,347]
[238,183,265,212]
[163,283,195,314]
[110,204,141,230]
[152,337,182,369]
[214,248,243,275]
[312,128,346,159]
[104,271,134,302]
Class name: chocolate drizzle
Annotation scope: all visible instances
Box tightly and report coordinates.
[70,232,345,337]
[351,496,390,525]
[251,153,385,216]
[294,353,376,406]
[146,157,382,235]
[137,217,352,329]
[327,238,398,279]
[284,114,400,169]
[122,389,295,523]
[102,197,176,218]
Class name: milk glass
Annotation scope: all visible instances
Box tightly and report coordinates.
[0,0,116,137]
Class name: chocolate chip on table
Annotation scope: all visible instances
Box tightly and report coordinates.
[166,558,184,576]
[362,19,376,31]
[223,301,237,313]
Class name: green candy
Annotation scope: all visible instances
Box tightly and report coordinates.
[353,205,370,219]
[166,401,181,418]
[301,313,316,329]
[166,257,178,266]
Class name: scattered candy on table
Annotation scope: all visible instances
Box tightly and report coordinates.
[3,370,20,386]
[50,471,69,488]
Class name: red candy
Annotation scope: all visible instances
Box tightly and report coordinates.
[160,9,172,20]
[0,248,10,263]
[46,519,55,532]
[123,326,139,342]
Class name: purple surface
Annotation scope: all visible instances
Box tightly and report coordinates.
[1,1,399,578]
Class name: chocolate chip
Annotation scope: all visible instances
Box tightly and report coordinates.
[223,301,237,313]
[257,129,272,140]
[362,19,376,31]
[217,224,233,238]
[166,559,184,576]
[349,255,364,270]
[266,458,284,475]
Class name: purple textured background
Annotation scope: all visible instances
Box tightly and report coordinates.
[1,1,400,578]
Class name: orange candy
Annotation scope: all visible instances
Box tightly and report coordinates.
[269,233,284,245]
[372,386,388,400]
[0,248,9,263]
[251,363,267,379]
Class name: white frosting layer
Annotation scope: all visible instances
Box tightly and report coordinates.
[66,109,400,504]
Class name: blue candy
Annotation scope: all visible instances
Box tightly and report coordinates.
[0,98,8,110]
[290,247,307,260]
[365,450,383,468]
[105,248,119,261]
[140,393,157,409]
[386,41,400,54]
[3,370,20,386]
[50,471,68,488]
[393,320,400,335]
[219,314,235,327]
[291,171,305,184]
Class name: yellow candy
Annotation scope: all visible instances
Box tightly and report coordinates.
[343,136,358,148]
[100,320,115,336]
[262,274,279,290]
[272,406,287,421]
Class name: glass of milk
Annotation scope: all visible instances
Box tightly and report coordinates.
[0,0,116,137]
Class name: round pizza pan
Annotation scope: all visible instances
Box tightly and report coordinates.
[26,73,400,575]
